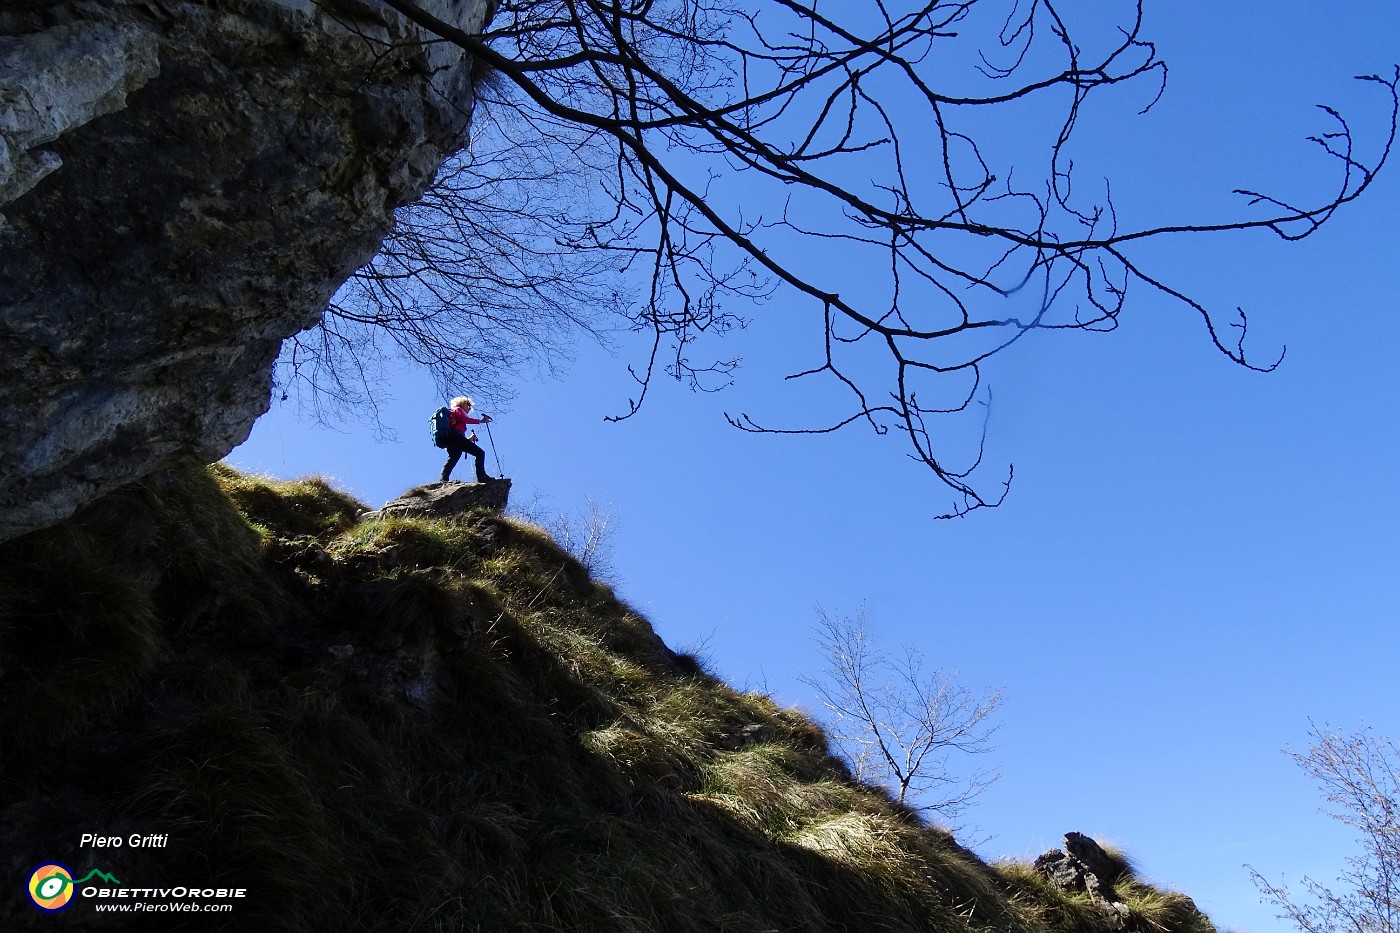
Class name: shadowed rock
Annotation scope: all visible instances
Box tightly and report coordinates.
[361,479,512,521]
[1034,832,1132,930]
[0,0,492,542]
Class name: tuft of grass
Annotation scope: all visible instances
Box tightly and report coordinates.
[580,723,698,790]
[212,463,366,540]
[147,465,286,633]
[489,515,596,598]
[0,521,164,747]
[332,572,458,648]
[129,707,355,931]
[329,512,494,576]
[994,854,1218,933]
[1093,839,1138,887]
[995,860,1108,933]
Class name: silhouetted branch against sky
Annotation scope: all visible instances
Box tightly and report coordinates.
[372,0,1397,516]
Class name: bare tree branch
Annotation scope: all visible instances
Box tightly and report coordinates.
[1250,722,1400,933]
[297,0,1396,514]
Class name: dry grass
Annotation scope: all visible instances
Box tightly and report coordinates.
[0,465,1220,933]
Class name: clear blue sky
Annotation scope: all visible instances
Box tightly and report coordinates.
[230,3,1400,930]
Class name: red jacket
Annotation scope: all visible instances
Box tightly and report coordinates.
[448,406,485,437]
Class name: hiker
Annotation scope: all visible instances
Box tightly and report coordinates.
[440,396,493,483]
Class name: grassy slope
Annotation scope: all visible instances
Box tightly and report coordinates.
[0,465,1215,933]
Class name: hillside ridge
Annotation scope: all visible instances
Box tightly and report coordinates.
[0,465,1215,932]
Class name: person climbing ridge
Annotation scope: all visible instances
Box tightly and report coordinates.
[439,396,493,483]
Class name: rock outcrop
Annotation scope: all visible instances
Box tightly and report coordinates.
[361,478,512,521]
[0,0,493,542]
[1035,832,1134,929]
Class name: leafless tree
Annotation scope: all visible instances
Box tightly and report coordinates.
[308,0,1396,512]
[800,605,1001,821]
[548,497,620,582]
[514,494,621,583]
[1250,722,1400,933]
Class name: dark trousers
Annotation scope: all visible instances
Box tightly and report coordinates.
[441,434,488,482]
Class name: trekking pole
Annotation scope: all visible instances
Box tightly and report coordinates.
[484,419,504,477]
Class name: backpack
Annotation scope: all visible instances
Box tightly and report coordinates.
[430,407,451,448]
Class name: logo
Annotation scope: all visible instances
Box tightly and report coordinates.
[27,863,76,912]
[26,863,122,913]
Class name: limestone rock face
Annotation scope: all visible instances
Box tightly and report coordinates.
[0,20,159,205]
[362,479,513,521]
[0,0,492,542]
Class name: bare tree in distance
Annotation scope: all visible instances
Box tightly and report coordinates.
[315,0,1396,514]
[549,498,620,583]
[800,605,1001,822]
[1249,722,1400,933]
[514,494,621,584]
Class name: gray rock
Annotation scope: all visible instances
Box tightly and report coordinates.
[0,0,492,542]
[718,724,774,751]
[1033,832,1133,930]
[0,20,158,206]
[1064,831,1125,887]
[361,479,512,521]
